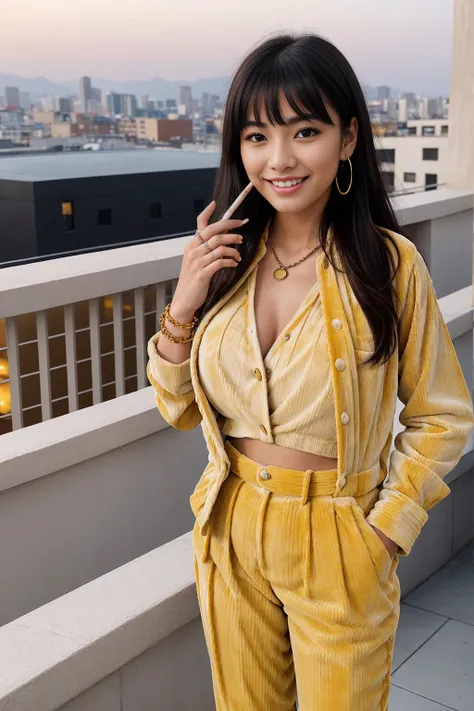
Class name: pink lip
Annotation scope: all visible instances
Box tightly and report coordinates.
[265,177,308,195]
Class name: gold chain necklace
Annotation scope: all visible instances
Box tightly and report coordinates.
[267,234,322,280]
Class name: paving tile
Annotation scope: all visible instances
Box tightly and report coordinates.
[392,603,447,671]
[389,685,455,710]
[404,561,474,625]
[391,619,474,711]
[456,543,474,566]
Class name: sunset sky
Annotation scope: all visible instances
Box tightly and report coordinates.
[2,0,453,95]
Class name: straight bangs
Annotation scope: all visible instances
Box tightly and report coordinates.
[233,59,335,133]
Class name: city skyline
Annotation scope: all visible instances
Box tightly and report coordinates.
[2,0,453,96]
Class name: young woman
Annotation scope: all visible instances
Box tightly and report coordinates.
[147,33,474,710]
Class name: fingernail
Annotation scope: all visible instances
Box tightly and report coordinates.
[241,218,249,225]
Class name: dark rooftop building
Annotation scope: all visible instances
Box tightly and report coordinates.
[0,149,221,264]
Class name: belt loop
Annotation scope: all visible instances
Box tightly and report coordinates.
[300,470,313,506]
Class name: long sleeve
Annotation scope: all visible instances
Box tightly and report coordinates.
[146,331,202,431]
[366,250,474,556]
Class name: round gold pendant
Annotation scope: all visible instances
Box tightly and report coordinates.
[273,267,288,280]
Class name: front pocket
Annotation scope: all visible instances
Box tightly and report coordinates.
[351,502,394,581]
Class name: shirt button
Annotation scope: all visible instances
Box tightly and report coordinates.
[332,319,342,330]
[283,333,291,341]
[260,424,268,435]
[248,326,254,334]
[335,358,346,371]
[259,469,272,480]
[340,411,350,425]
[254,367,262,381]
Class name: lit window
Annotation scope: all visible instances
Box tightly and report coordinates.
[62,201,74,231]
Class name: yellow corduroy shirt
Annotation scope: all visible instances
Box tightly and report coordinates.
[147,224,474,557]
[198,271,338,458]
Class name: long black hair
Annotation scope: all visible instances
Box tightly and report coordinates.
[196,32,402,366]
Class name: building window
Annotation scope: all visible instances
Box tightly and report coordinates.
[408,127,417,135]
[98,208,112,226]
[194,198,205,214]
[422,126,435,136]
[376,148,395,164]
[425,174,438,191]
[149,202,162,220]
[441,125,449,135]
[382,171,395,189]
[61,201,74,231]
[403,172,416,183]
[422,148,439,161]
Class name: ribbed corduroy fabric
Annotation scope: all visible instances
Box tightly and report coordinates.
[146,223,474,558]
[193,440,400,710]
[198,269,338,458]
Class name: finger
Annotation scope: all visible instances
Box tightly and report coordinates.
[196,200,216,231]
[203,218,248,240]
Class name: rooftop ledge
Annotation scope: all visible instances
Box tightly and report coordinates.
[0,532,197,711]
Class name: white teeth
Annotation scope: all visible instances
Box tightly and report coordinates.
[271,178,304,188]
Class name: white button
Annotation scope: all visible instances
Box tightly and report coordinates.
[332,319,342,330]
[260,469,271,480]
[335,358,346,371]
[248,327,254,334]
[340,411,350,425]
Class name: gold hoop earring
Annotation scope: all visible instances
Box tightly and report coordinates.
[335,156,353,195]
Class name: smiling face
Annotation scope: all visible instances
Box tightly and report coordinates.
[240,92,357,216]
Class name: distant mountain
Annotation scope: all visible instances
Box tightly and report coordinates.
[0,73,72,98]
[0,72,406,103]
[0,73,232,101]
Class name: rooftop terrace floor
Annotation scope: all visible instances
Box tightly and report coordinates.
[389,541,474,710]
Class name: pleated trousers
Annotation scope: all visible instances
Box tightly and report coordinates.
[192,440,401,711]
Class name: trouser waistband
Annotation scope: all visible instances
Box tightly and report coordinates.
[225,440,340,501]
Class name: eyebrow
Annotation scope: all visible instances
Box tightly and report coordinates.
[242,115,318,129]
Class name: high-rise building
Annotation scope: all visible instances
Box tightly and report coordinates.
[202,92,210,116]
[178,85,192,116]
[122,94,137,117]
[376,85,391,100]
[5,87,20,108]
[138,95,149,110]
[402,92,416,110]
[166,99,177,110]
[210,94,221,113]
[19,91,31,110]
[398,98,408,123]
[58,97,73,113]
[79,76,92,113]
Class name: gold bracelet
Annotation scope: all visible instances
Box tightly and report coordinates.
[160,321,195,344]
[162,302,198,330]
[159,311,195,344]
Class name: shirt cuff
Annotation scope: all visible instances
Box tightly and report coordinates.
[146,331,193,396]
[365,489,431,556]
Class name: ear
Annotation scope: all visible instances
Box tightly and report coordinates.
[340,117,358,160]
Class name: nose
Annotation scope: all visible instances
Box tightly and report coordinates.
[267,139,297,173]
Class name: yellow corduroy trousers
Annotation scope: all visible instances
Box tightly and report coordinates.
[193,440,401,711]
